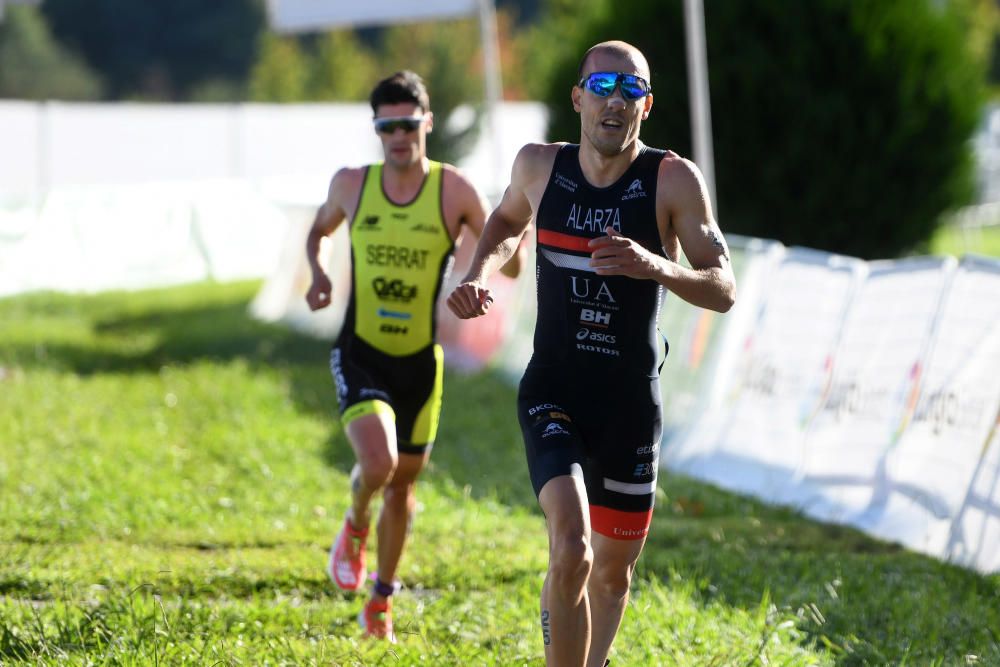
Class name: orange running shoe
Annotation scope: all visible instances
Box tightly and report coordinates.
[328,515,368,591]
[359,597,394,642]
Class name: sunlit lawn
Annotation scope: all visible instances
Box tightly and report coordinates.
[1,281,997,665]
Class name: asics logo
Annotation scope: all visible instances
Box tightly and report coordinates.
[576,328,616,344]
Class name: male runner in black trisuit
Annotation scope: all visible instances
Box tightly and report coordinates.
[447,41,736,666]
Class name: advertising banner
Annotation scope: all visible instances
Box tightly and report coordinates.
[801,257,956,522]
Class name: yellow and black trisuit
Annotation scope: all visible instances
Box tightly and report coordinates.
[330,161,455,453]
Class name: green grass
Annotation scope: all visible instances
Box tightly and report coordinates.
[1,281,998,666]
[928,221,1000,258]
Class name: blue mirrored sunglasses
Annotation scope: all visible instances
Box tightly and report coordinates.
[577,71,651,101]
[373,116,424,134]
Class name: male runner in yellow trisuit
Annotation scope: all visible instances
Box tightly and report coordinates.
[305,70,524,641]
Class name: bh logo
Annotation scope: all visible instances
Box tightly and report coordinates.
[580,308,610,326]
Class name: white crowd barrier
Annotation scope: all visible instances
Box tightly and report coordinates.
[656,238,1000,574]
[0,180,290,297]
[0,100,547,298]
[3,101,996,573]
[252,227,1000,574]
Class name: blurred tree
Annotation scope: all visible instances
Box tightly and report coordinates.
[513,0,610,102]
[246,11,526,168]
[543,0,986,259]
[379,19,485,165]
[248,34,307,102]
[950,0,1000,95]
[307,30,378,102]
[40,0,264,100]
[992,36,1000,92]
[950,0,1000,67]
[498,0,543,26]
[187,78,247,103]
[0,4,101,99]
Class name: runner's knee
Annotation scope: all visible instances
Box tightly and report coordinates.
[589,559,633,601]
[358,451,397,490]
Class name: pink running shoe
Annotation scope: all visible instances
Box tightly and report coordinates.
[359,597,394,642]
[328,515,368,591]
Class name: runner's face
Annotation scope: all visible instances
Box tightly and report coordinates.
[374,103,432,169]
[573,52,653,157]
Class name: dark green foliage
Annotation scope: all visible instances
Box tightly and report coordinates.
[0,5,101,100]
[991,32,1000,87]
[40,0,265,100]
[544,0,986,259]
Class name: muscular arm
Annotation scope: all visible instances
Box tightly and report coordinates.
[443,166,526,279]
[304,168,358,311]
[588,155,736,313]
[447,144,547,319]
[656,156,735,311]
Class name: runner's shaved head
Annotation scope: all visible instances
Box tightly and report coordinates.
[578,41,650,80]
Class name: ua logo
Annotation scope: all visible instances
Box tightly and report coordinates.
[570,277,616,303]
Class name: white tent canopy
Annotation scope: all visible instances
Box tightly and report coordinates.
[267,0,717,212]
[267,0,506,196]
[266,0,478,32]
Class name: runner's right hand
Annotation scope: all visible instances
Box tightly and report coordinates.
[447,282,493,319]
[306,273,333,311]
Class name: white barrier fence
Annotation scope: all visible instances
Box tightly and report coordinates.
[0,100,547,297]
[657,239,1000,574]
[244,227,1000,575]
[0,180,293,296]
[0,100,547,207]
[2,101,996,573]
